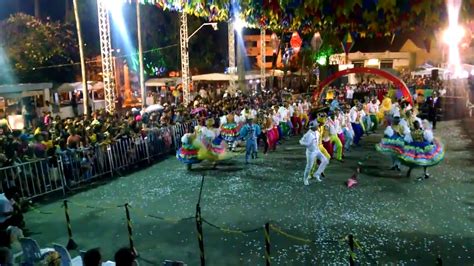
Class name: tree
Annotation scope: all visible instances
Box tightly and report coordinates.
[0,13,79,84]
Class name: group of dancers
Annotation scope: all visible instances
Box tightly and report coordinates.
[176,94,444,186]
[176,100,311,169]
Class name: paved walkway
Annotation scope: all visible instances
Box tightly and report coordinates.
[24,120,473,265]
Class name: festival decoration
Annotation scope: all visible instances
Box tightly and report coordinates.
[311,32,323,52]
[270,33,280,53]
[129,0,474,34]
[290,31,302,53]
[341,32,354,57]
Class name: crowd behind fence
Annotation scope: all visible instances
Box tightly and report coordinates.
[0,120,198,200]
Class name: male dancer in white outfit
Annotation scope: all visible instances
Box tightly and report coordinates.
[300,120,329,186]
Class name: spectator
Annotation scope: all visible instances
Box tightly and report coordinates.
[114,247,137,266]
[0,247,12,265]
[83,248,102,266]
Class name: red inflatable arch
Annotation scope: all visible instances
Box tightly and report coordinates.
[314,67,413,105]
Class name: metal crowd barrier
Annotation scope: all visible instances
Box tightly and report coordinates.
[0,157,65,199]
[0,120,197,200]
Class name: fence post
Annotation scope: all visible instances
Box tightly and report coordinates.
[63,200,78,250]
[348,234,355,266]
[123,203,138,257]
[195,175,205,265]
[264,223,271,266]
[57,157,66,196]
[144,136,151,163]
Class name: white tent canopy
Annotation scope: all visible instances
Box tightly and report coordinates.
[192,70,284,82]
[0,83,52,98]
[145,77,181,87]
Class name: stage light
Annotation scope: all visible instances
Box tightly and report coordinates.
[444,0,464,78]
[234,16,246,33]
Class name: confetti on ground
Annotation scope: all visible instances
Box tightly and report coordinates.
[24,120,474,265]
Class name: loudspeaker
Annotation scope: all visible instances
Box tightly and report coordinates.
[431,69,439,80]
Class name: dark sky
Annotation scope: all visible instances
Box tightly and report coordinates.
[0,0,67,21]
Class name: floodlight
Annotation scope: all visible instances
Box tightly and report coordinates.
[234,17,246,33]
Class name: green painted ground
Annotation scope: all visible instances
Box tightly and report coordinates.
[25,120,473,265]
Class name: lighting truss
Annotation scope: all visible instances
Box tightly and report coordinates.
[97,0,116,113]
[180,11,191,105]
[228,21,236,91]
[260,27,266,88]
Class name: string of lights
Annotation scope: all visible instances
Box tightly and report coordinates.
[30,43,178,71]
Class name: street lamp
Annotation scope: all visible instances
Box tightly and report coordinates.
[180,20,218,105]
[188,23,218,41]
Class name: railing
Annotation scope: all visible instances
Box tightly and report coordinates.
[0,120,198,200]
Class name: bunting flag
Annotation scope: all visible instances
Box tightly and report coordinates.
[341,32,355,55]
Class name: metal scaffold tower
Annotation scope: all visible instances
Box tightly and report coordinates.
[260,27,266,89]
[180,11,191,106]
[97,0,116,113]
[228,21,236,92]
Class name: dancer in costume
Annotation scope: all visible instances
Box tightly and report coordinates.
[176,132,201,170]
[342,106,354,152]
[367,97,379,132]
[349,104,364,146]
[327,112,344,162]
[239,118,261,164]
[196,118,228,166]
[401,120,445,180]
[316,113,331,160]
[376,116,410,171]
[377,97,392,127]
[220,113,240,151]
[300,120,329,185]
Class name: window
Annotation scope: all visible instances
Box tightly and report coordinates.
[381,60,393,69]
[353,61,364,68]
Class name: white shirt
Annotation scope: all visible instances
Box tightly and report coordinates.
[367,102,379,114]
[0,193,13,223]
[346,88,354,99]
[349,107,358,123]
[299,130,320,152]
[326,118,337,135]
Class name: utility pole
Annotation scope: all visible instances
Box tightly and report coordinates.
[136,0,146,108]
[72,0,89,116]
[34,0,40,18]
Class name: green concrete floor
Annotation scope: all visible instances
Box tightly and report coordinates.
[25,120,473,265]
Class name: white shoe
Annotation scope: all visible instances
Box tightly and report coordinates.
[304,179,309,186]
[315,176,322,182]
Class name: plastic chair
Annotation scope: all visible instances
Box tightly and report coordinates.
[19,237,53,265]
[53,243,83,266]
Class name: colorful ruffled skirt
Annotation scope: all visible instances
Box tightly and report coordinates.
[376,135,405,156]
[220,123,240,142]
[177,144,202,164]
[398,139,445,167]
[197,136,229,161]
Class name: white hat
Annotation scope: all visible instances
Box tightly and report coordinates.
[309,120,319,128]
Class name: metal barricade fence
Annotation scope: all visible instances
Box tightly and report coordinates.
[2,120,198,200]
[58,145,113,188]
[0,157,65,199]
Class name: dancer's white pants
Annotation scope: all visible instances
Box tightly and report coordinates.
[304,149,329,182]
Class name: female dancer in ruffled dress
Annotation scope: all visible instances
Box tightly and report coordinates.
[176,131,201,170]
[376,116,410,171]
[196,118,228,167]
[220,113,240,152]
[401,120,445,180]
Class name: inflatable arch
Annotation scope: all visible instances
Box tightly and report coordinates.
[314,67,413,105]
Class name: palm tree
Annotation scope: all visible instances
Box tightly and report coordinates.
[72,0,89,116]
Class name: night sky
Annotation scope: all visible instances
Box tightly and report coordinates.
[0,0,68,21]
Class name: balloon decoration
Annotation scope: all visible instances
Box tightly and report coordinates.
[311,32,323,52]
[289,31,302,53]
